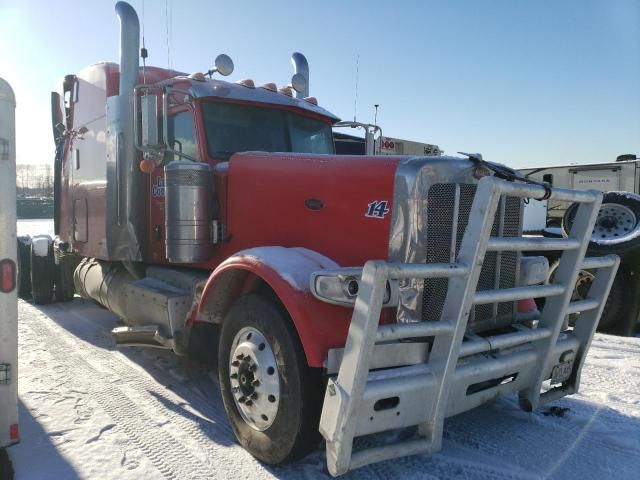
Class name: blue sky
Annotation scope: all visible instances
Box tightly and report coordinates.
[1,0,638,169]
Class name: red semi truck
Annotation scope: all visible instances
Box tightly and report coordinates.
[21,2,620,475]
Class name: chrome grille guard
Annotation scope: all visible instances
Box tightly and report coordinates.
[315,176,619,476]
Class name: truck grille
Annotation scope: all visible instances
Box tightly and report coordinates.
[422,183,521,332]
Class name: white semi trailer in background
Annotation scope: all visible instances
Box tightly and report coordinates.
[521,156,640,337]
[521,155,640,227]
[0,77,19,475]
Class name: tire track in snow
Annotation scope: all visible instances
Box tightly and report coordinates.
[23,304,232,480]
[32,302,532,480]
[40,302,272,480]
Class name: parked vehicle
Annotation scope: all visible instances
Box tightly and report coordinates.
[333,121,441,156]
[521,159,640,336]
[21,2,620,475]
[0,77,19,467]
[521,154,640,226]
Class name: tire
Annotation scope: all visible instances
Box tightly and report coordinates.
[30,236,55,305]
[16,235,32,299]
[597,268,631,332]
[546,260,629,332]
[218,294,323,465]
[0,448,14,480]
[562,191,640,255]
[53,240,77,302]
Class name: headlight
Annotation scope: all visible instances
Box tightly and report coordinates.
[310,268,398,307]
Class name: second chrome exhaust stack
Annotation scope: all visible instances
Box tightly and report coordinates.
[290,52,309,99]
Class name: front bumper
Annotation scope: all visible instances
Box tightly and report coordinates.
[314,176,619,476]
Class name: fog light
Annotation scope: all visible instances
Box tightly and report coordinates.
[344,277,359,297]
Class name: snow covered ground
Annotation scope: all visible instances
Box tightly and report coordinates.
[16,219,55,239]
[9,219,640,478]
[8,299,640,480]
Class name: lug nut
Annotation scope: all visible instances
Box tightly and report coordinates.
[252,380,260,387]
[231,360,240,367]
[230,373,238,379]
[245,399,253,406]
[236,353,245,360]
[250,364,258,372]
[250,392,258,400]
[238,396,246,404]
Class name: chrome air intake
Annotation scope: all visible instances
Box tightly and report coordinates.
[165,161,213,263]
[389,156,523,332]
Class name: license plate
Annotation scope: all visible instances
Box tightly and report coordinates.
[551,360,573,384]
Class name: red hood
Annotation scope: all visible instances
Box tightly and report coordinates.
[226,152,402,266]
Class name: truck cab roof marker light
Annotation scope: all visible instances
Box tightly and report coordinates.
[237,79,255,88]
[279,86,293,97]
[304,96,318,105]
[188,72,207,81]
[260,82,277,92]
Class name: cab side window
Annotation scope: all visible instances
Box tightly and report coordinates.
[166,111,199,162]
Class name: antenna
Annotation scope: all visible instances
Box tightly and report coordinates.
[141,0,147,83]
[374,104,379,126]
[353,54,360,122]
[165,0,172,70]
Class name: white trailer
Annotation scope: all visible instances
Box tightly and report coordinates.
[0,77,19,450]
[520,157,640,225]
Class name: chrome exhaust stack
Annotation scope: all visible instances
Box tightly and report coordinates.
[115,1,139,99]
[107,1,144,260]
[290,52,309,99]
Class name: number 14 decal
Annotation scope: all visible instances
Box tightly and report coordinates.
[365,200,390,219]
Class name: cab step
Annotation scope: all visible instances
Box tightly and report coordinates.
[111,325,174,349]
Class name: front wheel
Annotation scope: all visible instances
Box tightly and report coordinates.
[218,294,322,464]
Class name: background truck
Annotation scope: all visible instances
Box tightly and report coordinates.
[0,77,19,478]
[333,121,442,156]
[18,2,620,475]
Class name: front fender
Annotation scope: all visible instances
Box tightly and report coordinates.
[198,247,353,367]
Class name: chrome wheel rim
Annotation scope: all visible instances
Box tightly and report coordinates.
[229,327,280,431]
[592,203,639,243]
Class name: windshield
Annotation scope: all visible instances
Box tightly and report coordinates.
[201,102,335,161]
